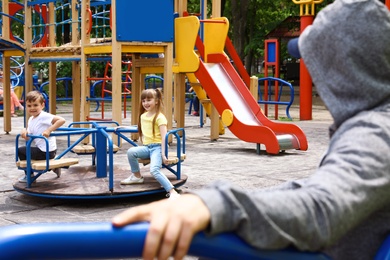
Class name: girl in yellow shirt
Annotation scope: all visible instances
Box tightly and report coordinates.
[121,88,180,200]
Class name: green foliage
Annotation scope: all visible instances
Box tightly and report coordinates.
[188,0,334,74]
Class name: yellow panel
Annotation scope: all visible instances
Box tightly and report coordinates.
[122,45,165,53]
[187,72,225,135]
[174,17,200,72]
[84,45,113,54]
[3,50,24,57]
[204,17,229,62]
[222,109,234,126]
[13,86,23,99]
[140,67,164,74]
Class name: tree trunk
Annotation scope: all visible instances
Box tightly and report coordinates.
[230,0,250,62]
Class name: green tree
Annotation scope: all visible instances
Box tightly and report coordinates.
[188,0,333,75]
[230,0,334,74]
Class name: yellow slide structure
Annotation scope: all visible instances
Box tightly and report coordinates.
[174,16,225,135]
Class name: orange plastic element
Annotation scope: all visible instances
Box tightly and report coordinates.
[87,8,93,34]
[292,0,322,120]
[194,52,308,154]
[299,15,314,120]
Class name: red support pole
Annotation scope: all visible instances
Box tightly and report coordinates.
[299,15,314,120]
[264,39,279,118]
[386,0,390,9]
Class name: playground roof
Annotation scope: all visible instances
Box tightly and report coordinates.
[265,16,300,39]
[0,38,25,53]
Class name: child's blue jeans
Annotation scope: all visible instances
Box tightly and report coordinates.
[127,144,174,192]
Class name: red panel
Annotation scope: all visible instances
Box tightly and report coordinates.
[9,3,48,47]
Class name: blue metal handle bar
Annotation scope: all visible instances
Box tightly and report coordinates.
[50,128,98,159]
[15,134,51,187]
[107,125,139,147]
[25,134,50,170]
[15,134,50,164]
[94,121,121,143]
[66,123,97,150]
[164,128,185,179]
[0,222,332,260]
[94,121,120,127]
[258,77,295,119]
[164,128,186,158]
[68,121,101,128]
[16,129,95,170]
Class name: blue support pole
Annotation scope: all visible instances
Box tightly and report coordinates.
[95,126,107,178]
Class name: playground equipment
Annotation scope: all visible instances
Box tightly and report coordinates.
[86,58,133,120]
[0,55,24,114]
[292,0,324,120]
[14,122,187,199]
[0,0,190,203]
[0,222,389,259]
[0,1,306,203]
[258,77,295,120]
[174,16,308,154]
[144,74,195,116]
[0,0,306,154]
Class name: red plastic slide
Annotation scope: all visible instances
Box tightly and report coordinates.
[194,53,308,154]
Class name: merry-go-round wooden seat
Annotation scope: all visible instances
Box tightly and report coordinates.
[72,144,119,154]
[138,154,186,166]
[16,158,79,171]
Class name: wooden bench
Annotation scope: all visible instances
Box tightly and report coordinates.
[138,154,186,166]
[71,144,120,154]
[16,158,79,171]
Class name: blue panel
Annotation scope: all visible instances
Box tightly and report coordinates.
[267,42,276,63]
[116,0,174,42]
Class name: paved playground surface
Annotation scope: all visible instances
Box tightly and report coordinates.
[0,99,332,258]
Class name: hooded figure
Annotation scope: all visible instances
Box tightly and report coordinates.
[193,0,390,259]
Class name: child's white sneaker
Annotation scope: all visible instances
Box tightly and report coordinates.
[168,193,181,201]
[120,174,144,185]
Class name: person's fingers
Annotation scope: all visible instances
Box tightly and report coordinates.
[174,196,211,259]
[111,204,154,226]
[112,195,212,259]
[143,209,171,260]
[157,216,183,260]
[173,220,194,260]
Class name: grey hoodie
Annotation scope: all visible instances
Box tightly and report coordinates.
[195,0,390,259]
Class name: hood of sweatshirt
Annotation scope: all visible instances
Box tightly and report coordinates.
[298,0,390,128]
